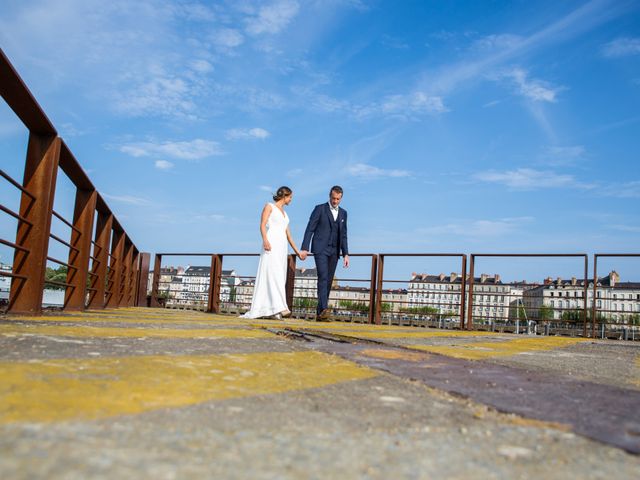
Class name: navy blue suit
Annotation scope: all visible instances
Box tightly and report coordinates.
[301,203,349,314]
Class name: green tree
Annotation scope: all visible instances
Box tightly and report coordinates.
[400,305,439,315]
[627,314,640,326]
[381,302,393,312]
[45,266,68,290]
[538,304,554,320]
[561,309,583,321]
[338,300,369,313]
[294,297,318,309]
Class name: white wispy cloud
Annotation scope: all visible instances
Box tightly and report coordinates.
[120,139,224,160]
[474,168,583,190]
[111,72,200,119]
[541,145,586,166]
[421,0,625,96]
[381,92,448,115]
[259,185,274,192]
[245,0,300,35]
[602,37,640,58]
[190,59,214,73]
[418,217,534,237]
[495,68,562,103]
[380,34,409,50]
[175,3,216,22]
[472,34,523,51]
[355,91,448,119]
[346,163,411,178]
[225,128,271,140]
[600,180,640,198]
[154,160,174,170]
[546,145,585,158]
[102,193,152,206]
[482,99,503,108]
[212,28,244,49]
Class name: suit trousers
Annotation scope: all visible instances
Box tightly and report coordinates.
[314,251,339,314]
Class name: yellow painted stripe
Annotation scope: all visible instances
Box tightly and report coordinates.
[0,324,275,339]
[410,336,588,360]
[306,328,497,339]
[5,315,250,328]
[0,351,378,423]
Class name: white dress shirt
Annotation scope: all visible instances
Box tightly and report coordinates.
[328,202,339,221]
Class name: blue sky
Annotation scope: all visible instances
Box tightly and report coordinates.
[1,0,639,281]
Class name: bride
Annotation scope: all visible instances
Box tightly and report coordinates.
[241,186,303,319]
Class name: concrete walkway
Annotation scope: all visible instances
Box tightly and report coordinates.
[1,308,639,479]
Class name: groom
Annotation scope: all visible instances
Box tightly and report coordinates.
[300,186,350,321]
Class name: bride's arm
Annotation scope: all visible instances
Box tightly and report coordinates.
[260,204,272,251]
[286,226,302,258]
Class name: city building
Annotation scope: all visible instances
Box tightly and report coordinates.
[294,268,318,299]
[148,266,183,297]
[408,272,512,323]
[163,266,239,308]
[0,263,12,302]
[523,271,640,323]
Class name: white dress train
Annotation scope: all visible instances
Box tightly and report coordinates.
[241,203,289,318]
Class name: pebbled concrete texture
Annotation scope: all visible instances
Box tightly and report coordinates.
[1,308,640,479]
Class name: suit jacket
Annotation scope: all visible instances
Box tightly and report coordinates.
[301,203,349,257]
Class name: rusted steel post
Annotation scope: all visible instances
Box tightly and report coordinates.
[136,252,150,306]
[592,255,598,339]
[106,228,124,308]
[286,254,296,312]
[466,255,476,330]
[119,240,134,306]
[374,255,385,325]
[87,212,112,309]
[9,134,61,315]
[149,254,162,307]
[207,254,223,314]
[128,249,139,306]
[368,255,378,324]
[582,255,589,338]
[460,254,467,329]
[206,254,216,313]
[63,189,97,310]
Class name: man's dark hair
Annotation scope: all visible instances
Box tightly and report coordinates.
[330,185,343,195]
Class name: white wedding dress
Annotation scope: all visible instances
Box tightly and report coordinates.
[241,203,289,318]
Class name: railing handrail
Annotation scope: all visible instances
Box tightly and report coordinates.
[1,47,146,314]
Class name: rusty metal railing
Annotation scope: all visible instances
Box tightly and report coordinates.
[0,48,148,314]
[592,254,640,340]
[147,252,639,340]
[149,253,379,322]
[375,254,467,327]
[467,254,590,336]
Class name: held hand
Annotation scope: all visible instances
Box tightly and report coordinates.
[299,250,308,260]
[263,240,271,251]
[343,255,350,268]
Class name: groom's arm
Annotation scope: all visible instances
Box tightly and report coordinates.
[341,210,349,267]
[301,205,321,252]
[341,210,349,257]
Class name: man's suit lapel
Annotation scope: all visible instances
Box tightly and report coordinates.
[324,203,333,225]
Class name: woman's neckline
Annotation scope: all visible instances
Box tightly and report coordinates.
[273,202,286,218]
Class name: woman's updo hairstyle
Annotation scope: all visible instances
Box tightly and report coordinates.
[273,186,292,202]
